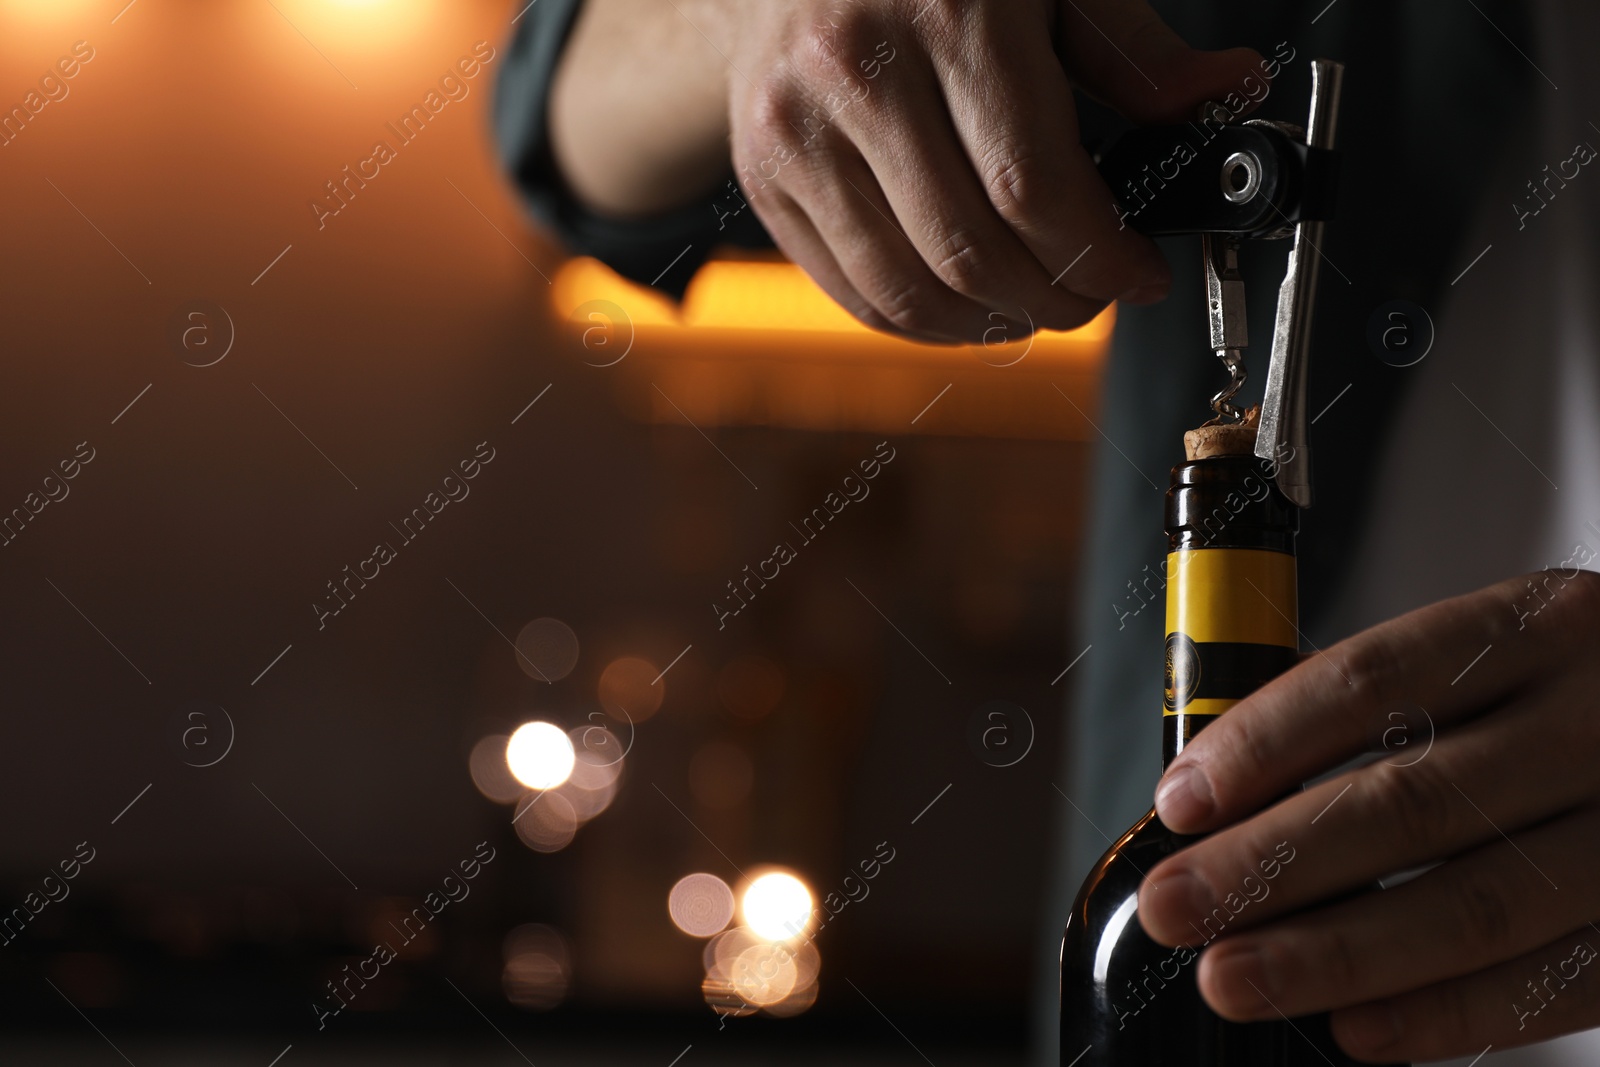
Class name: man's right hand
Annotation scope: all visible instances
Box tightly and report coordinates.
[552,0,1263,343]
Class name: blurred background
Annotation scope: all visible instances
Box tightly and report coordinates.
[0,1,1118,1062]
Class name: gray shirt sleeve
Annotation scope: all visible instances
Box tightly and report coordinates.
[491,0,773,299]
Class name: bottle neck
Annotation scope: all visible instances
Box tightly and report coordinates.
[1161,456,1300,769]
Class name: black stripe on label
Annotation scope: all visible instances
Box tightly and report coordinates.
[1165,636,1299,712]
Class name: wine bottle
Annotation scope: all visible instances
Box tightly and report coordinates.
[1059,437,1399,1065]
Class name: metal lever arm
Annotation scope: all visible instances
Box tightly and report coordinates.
[1255,59,1345,508]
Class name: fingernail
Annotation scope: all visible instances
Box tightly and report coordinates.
[1207,944,1277,1018]
[1156,765,1215,827]
[1117,282,1169,305]
[1336,1001,1403,1053]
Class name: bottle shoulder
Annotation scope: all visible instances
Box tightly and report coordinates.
[1062,805,1204,955]
[1078,808,1194,898]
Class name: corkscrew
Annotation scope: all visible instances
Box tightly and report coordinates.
[1095,58,1345,508]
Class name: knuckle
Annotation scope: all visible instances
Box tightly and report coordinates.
[930,231,992,297]
[981,147,1049,225]
[740,83,797,153]
[873,280,939,336]
[842,286,927,339]
[1363,760,1457,853]
[848,304,901,337]
[747,81,792,135]
[736,81,834,188]
[797,11,874,84]
[1332,634,1406,708]
[1448,868,1517,957]
[901,0,963,40]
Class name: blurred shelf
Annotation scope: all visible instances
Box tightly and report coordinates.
[551,254,1112,441]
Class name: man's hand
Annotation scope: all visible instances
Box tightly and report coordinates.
[725,0,1260,342]
[550,0,1263,343]
[1136,569,1600,1062]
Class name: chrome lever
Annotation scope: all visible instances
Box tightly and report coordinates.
[1256,58,1345,508]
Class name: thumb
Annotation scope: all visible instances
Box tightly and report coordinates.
[1056,0,1266,124]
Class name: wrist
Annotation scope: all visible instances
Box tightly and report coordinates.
[549,0,737,217]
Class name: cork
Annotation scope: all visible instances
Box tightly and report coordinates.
[1185,406,1261,460]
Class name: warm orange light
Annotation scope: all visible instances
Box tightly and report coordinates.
[553,255,1114,356]
[730,942,799,1006]
[598,656,665,722]
[0,0,101,26]
[264,0,433,52]
[701,924,821,1016]
[550,256,1114,439]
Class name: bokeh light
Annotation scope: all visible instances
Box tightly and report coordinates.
[502,923,570,1010]
[701,924,821,1017]
[731,941,798,1006]
[513,790,578,853]
[560,725,624,822]
[558,771,618,823]
[505,721,575,790]
[514,617,580,682]
[497,722,626,852]
[598,656,664,721]
[762,978,819,1017]
[740,871,813,942]
[701,926,759,1017]
[701,975,757,1019]
[703,924,758,977]
[467,733,523,804]
[667,873,735,938]
[569,723,627,781]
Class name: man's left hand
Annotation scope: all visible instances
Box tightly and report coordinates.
[1137,569,1600,1062]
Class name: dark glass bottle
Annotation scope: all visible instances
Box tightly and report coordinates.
[1059,452,1396,1066]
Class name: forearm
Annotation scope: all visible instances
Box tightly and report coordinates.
[548,0,735,218]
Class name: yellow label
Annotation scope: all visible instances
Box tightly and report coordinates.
[1165,548,1297,647]
[1164,697,1240,718]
